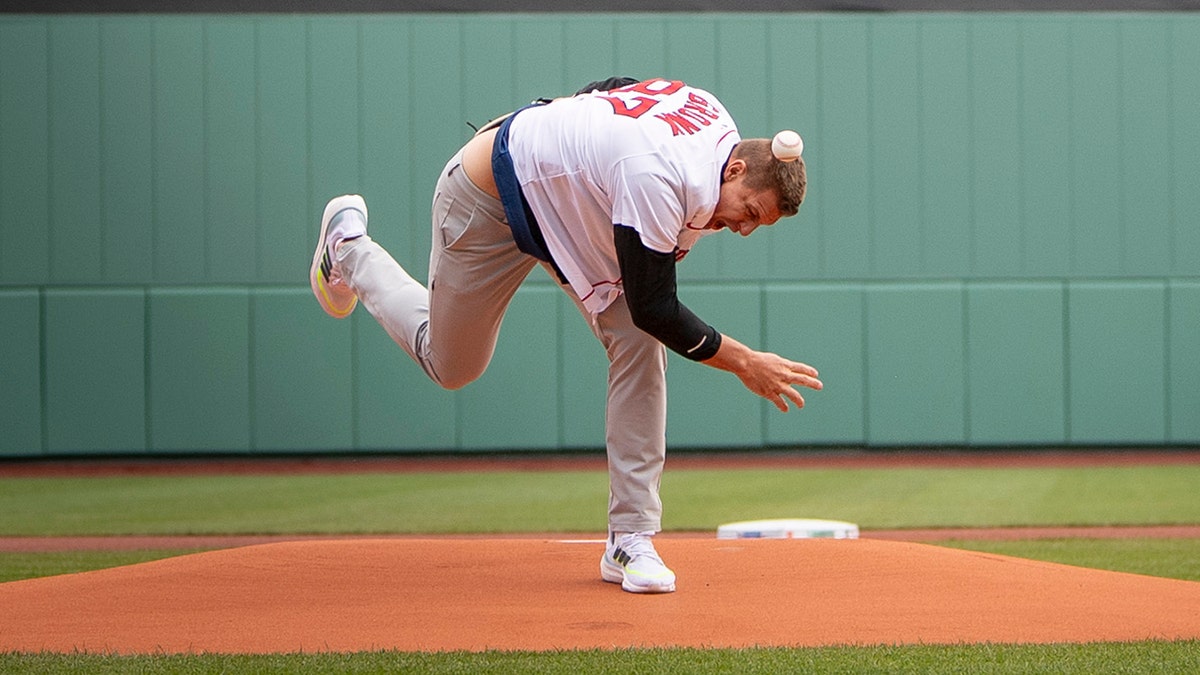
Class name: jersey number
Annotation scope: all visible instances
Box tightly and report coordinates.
[600,78,686,119]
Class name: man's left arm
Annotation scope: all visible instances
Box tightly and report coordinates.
[614,224,721,361]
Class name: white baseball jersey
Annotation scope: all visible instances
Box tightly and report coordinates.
[507,79,740,314]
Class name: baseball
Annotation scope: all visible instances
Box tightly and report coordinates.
[771,130,804,162]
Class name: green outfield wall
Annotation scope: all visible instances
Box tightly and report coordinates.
[1,13,1197,456]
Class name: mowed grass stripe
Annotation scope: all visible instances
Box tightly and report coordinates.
[1,465,1199,535]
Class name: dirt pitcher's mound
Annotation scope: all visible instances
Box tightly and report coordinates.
[2,538,1199,654]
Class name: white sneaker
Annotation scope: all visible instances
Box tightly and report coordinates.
[310,195,368,318]
[600,531,676,594]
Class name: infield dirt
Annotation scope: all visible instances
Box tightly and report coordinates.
[3,449,1199,653]
[2,536,1200,653]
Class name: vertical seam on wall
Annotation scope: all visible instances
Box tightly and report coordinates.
[150,18,159,281]
[39,289,49,456]
[144,287,152,453]
[556,295,566,449]
[966,19,977,277]
[961,282,970,444]
[305,18,313,281]
[1062,279,1071,442]
[1116,22,1127,275]
[247,289,257,453]
[1016,17,1026,274]
[759,285,768,440]
[1164,280,1172,441]
[916,19,926,273]
[46,23,55,283]
[1166,23,1177,274]
[1070,21,1080,273]
[98,18,107,280]
[814,19,825,277]
[861,283,871,445]
[253,20,262,284]
[865,19,876,277]
[202,20,210,281]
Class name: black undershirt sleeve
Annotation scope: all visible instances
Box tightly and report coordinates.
[613,224,722,362]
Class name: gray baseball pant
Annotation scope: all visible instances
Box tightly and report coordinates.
[336,149,668,535]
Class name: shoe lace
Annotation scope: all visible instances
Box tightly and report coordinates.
[325,263,346,286]
[615,531,664,564]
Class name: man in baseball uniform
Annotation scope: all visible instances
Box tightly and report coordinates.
[310,77,822,594]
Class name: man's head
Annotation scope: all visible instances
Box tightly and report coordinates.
[704,139,807,236]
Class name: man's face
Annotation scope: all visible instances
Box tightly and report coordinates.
[703,159,783,237]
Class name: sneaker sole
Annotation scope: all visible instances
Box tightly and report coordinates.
[309,195,366,318]
[600,555,676,594]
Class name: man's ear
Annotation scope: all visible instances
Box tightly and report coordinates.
[724,158,747,181]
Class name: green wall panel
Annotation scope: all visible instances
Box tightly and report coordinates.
[663,17,716,92]
[256,18,310,285]
[461,18,514,129]
[765,285,866,445]
[967,283,1066,444]
[457,285,560,450]
[309,17,363,230]
[817,18,871,279]
[615,17,668,83]
[1020,19,1072,278]
[405,18,462,283]
[1068,282,1166,444]
[920,18,972,279]
[558,293,609,449]
[0,20,50,284]
[969,18,1022,276]
[205,19,258,284]
[3,12,1197,289]
[766,16,821,281]
[1069,19,1122,276]
[1168,282,1200,443]
[44,289,145,454]
[0,291,42,456]
[48,18,102,284]
[1119,19,1172,275]
[562,18,617,90]
[361,18,413,284]
[667,285,762,448]
[148,289,251,452]
[513,18,568,99]
[866,284,966,445]
[353,310,457,451]
[1172,20,1200,277]
[870,19,922,279]
[3,13,1198,455]
[101,17,154,283]
[253,288,353,452]
[152,18,206,283]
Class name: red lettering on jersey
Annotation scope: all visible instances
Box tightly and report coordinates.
[598,79,725,137]
[677,106,714,127]
[600,78,686,119]
[655,111,702,136]
[623,78,686,97]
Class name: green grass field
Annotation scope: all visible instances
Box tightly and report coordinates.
[3,460,1199,672]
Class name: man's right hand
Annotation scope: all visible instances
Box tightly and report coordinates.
[703,334,822,412]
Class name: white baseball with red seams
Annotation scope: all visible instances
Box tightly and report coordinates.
[771,130,804,161]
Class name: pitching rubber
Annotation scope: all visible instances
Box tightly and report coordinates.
[717,518,859,540]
